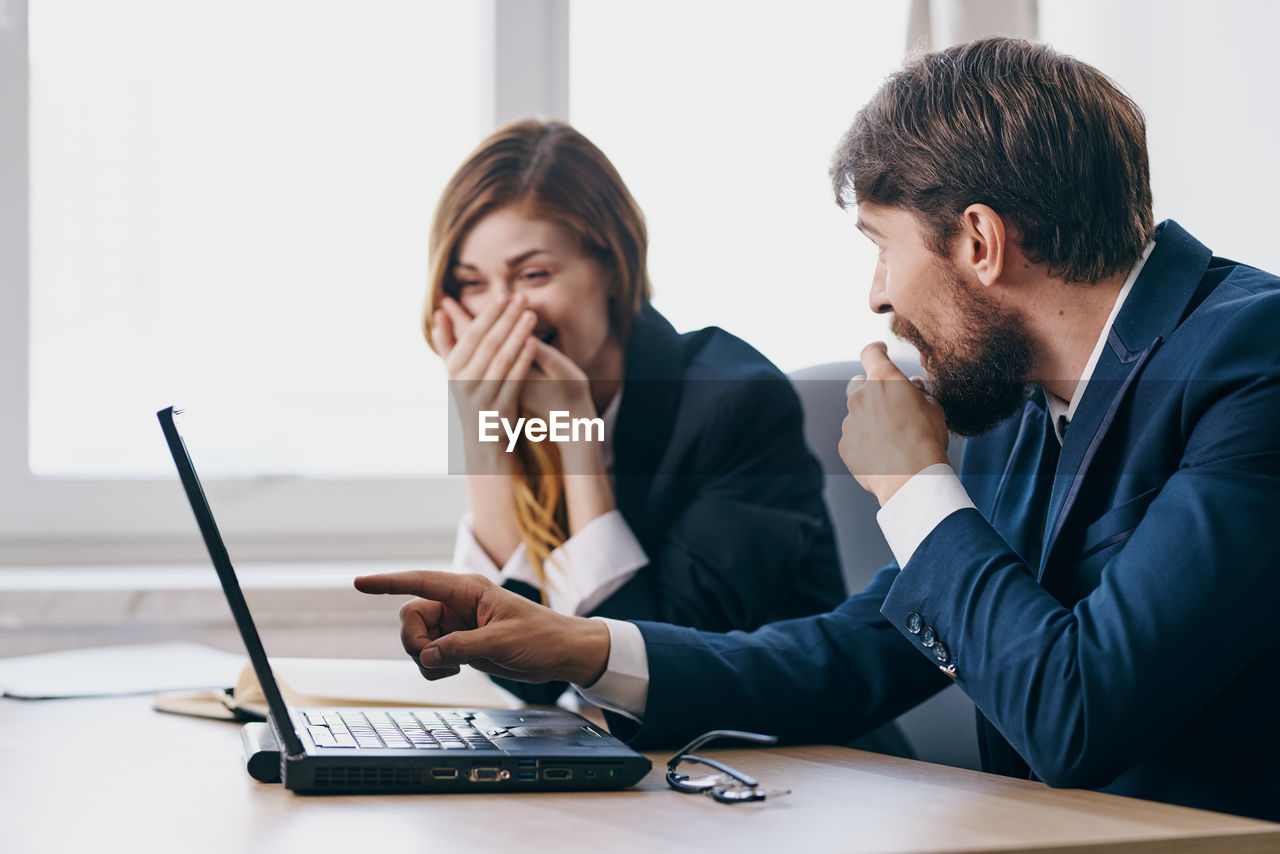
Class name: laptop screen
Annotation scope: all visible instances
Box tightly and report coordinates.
[157,407,305,757]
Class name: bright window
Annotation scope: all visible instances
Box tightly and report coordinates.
[29,0,484,477]
[570,0,911,372]
[1038,0,1280,276]
[8,0,1280,564]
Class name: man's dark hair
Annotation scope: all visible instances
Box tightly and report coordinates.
[831,37,1154,283]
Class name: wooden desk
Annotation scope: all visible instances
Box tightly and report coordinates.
[1,696,1277,853]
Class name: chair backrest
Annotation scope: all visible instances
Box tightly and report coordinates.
[789,360,981,770]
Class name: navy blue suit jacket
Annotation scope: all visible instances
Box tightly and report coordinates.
[500,303,847,702]
[607,223,1280,821]
[593,304,847,627]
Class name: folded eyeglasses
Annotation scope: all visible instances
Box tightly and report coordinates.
[665,730,791,804]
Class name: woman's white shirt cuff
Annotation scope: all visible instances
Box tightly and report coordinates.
[453,510,648,617]
[540,510,649,616]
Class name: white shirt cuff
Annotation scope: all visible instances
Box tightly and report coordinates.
[541,510,649,617]
[875,463,976,567]
[451,512,507,585]
[453,510,649,618]
[574,617,648,721]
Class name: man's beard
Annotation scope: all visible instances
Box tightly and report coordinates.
[891,266,1034,437]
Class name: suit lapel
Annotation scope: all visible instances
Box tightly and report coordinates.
[982,393,1059,570]
[1038,220,1213,577]
[1038,333,1161,578]
[612,304,686,542]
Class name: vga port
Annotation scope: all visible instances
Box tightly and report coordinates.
[468,766,510,782]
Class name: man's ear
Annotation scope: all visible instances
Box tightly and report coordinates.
[958,204,1006,287]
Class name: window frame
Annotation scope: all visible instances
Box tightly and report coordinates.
[0,0,569,564]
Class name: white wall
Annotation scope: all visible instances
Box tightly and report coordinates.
[1039,0,1280,275]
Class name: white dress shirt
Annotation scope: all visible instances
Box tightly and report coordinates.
[577,242,1155,721]
[450,389,650,618]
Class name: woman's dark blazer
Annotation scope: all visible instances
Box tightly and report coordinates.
[499,303,847,702]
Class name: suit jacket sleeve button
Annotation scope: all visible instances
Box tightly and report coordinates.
[920,626,937,648]
[933,642,951,664]
[906,612,924,634]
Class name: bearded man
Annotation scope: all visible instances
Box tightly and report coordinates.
[356,38,1280,821]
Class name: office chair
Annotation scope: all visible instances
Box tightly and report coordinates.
[789,360,982,770]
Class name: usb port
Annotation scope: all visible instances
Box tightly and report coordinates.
[517,770,537,781]
[431,767,459,780]
[517,758,538,767]
[542,768,572,780]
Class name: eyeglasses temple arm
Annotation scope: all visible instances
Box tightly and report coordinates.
[667,729,778,770]
[672,753,759,788]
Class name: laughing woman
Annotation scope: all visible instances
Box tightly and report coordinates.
[428,120,845,702]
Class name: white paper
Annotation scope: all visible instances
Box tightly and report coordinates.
[0,642,246,699]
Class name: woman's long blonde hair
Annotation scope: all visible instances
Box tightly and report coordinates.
[426,120,651,597]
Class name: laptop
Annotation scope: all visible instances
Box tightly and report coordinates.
[157,406,652,793]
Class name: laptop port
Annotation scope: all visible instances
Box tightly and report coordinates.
[468,767,510,782]
[431,767,459,780]
[517,770,537,781]
[542,768,572,780]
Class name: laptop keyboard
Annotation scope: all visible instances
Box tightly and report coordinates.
[302,709,502,750]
